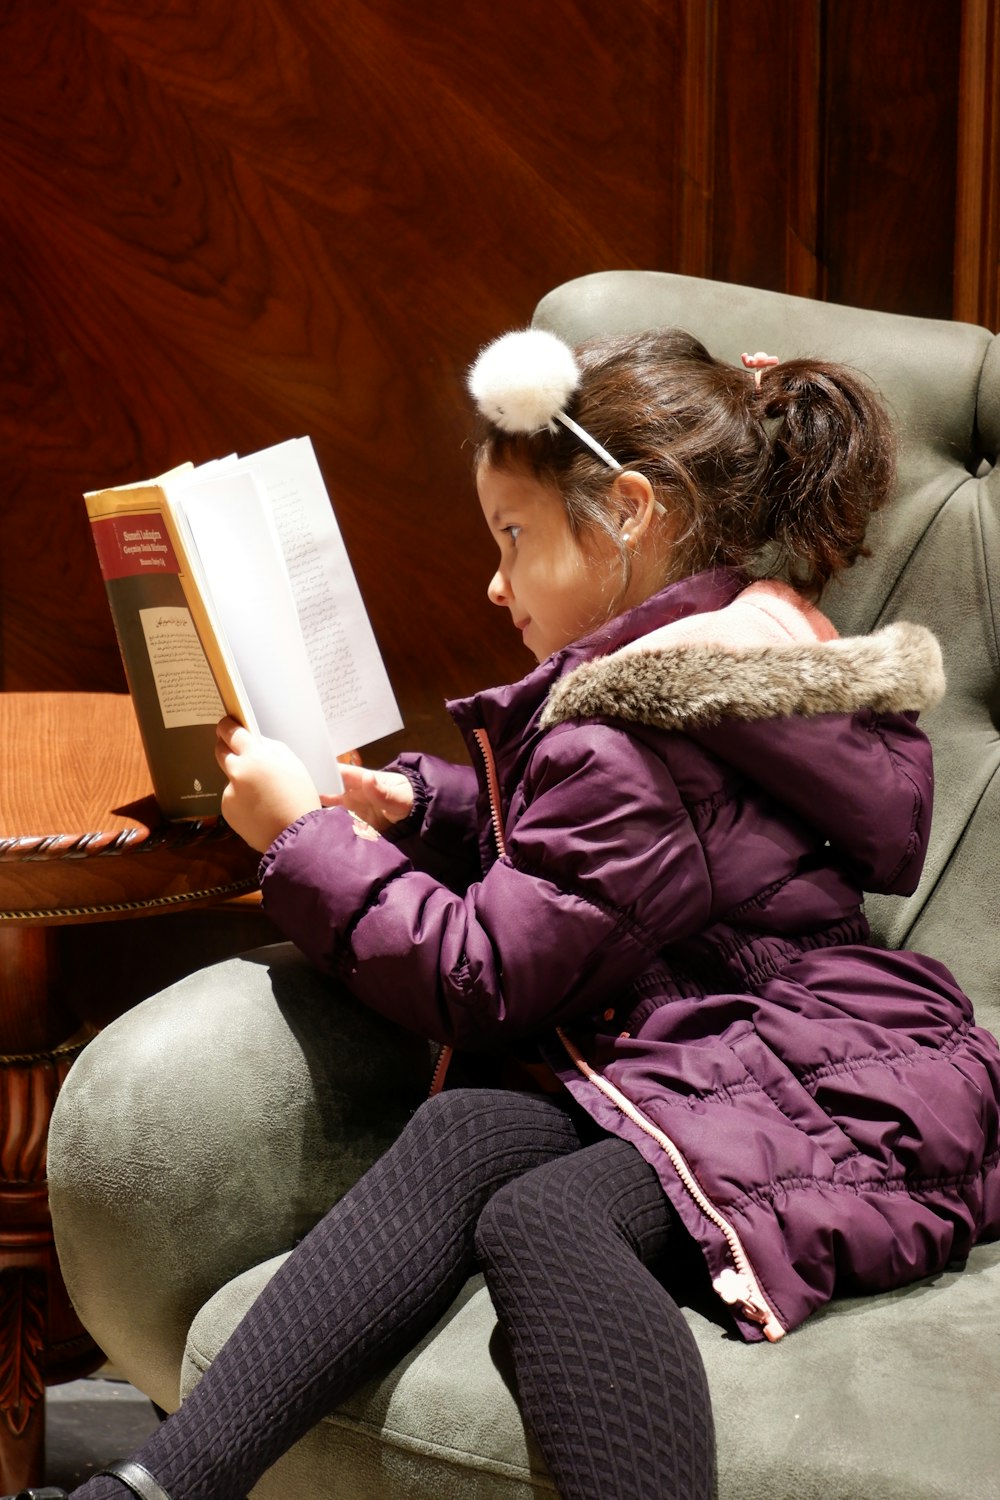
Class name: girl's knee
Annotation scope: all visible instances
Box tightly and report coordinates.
[474,1180,529,1272]
[474,1138,670,1271]
[405,1087,558,1153]
[408,1088,482,1132]
[474,1160,575,1270]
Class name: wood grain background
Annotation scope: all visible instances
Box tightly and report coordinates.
[0,0,996,758]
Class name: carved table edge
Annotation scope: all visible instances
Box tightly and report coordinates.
[0,1023,100,1067]
[0,877,259,924]
[0,818,238,862]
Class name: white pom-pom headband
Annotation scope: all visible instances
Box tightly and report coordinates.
[467,329,622,472]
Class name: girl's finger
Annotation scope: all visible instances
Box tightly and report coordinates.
[336,763,367,792]
[216,716,254,754]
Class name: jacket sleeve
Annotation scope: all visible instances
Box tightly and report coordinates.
[380,752,482,891]
[259,722,713,1049]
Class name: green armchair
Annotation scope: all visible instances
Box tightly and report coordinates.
[48,271,1000,1499]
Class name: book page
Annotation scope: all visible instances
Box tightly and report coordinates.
[233,439,402,753]
[166,470,346,795]
[139,606,225,728]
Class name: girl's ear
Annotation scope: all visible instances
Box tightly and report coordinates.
[613,470,657,548]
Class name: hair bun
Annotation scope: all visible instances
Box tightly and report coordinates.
[467,328,581,434]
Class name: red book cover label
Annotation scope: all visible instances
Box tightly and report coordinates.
[91,512,181,580]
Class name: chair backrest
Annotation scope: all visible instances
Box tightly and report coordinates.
[535,272,1000,1037]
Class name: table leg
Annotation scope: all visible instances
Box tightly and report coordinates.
[0,928,102,1493]
[0,1267,45,1492]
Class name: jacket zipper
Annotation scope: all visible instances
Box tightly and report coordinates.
[428,1043,453,1096]
[555,1028,785,1341]
[470,726,783,1337]
[468,726,783,1335]
[472,727,509,858]
[461,729,782,1334]
[429,728,507,1099]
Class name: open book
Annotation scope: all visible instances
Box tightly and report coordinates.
[85,437,402,820]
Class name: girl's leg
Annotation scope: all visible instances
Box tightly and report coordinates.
[475,1138,717,1500]
[70,1088,584,1500]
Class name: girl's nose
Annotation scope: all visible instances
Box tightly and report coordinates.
[487,569,509,606]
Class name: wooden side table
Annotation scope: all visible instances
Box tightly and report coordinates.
[0,693,261,1493]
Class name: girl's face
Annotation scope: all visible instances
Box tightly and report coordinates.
[477,463,623,662]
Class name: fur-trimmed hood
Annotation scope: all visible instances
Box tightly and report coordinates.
[541,619,946,733]
[522,578,945,894]
[445,570,943,897]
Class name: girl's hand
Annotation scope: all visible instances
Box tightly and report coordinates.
[215,717,322,853]
[322,763,414,832]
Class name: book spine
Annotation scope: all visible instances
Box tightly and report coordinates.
[88,506,228,820]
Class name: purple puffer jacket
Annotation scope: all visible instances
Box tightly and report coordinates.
[260,568,1000,1342]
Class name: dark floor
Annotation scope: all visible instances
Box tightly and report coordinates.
[45,1377,161,1490]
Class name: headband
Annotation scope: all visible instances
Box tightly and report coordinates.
[468,329,623,472]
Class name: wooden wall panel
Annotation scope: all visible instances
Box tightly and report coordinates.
[0,0,688,754]
[710,0,965,318]
[712,0,823,298]
[823,0,962,319]
[955,0,1000,328]
[0,0,993,757]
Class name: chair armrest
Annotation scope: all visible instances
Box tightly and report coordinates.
[48,942,430,1410]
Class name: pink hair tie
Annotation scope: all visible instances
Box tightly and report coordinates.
[741,351,780,389]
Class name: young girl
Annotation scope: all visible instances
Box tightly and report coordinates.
[24,327,1000,1500]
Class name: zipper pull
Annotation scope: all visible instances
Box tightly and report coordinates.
[712,1268,785,1342]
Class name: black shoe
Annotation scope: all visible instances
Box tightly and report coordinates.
[2,1461,172,1500]
[98,1464,172,1500]
[3,1490,68,1500]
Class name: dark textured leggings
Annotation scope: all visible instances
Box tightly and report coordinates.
[72,1088,716,1500]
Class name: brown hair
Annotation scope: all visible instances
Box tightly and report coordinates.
[473,327,896,598]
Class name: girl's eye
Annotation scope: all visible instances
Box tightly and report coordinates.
[503,525,522,544]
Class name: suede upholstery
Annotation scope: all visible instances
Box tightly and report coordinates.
[48,272,1000,1498]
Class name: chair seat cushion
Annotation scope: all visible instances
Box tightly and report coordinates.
[182,1241,1000,1500]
